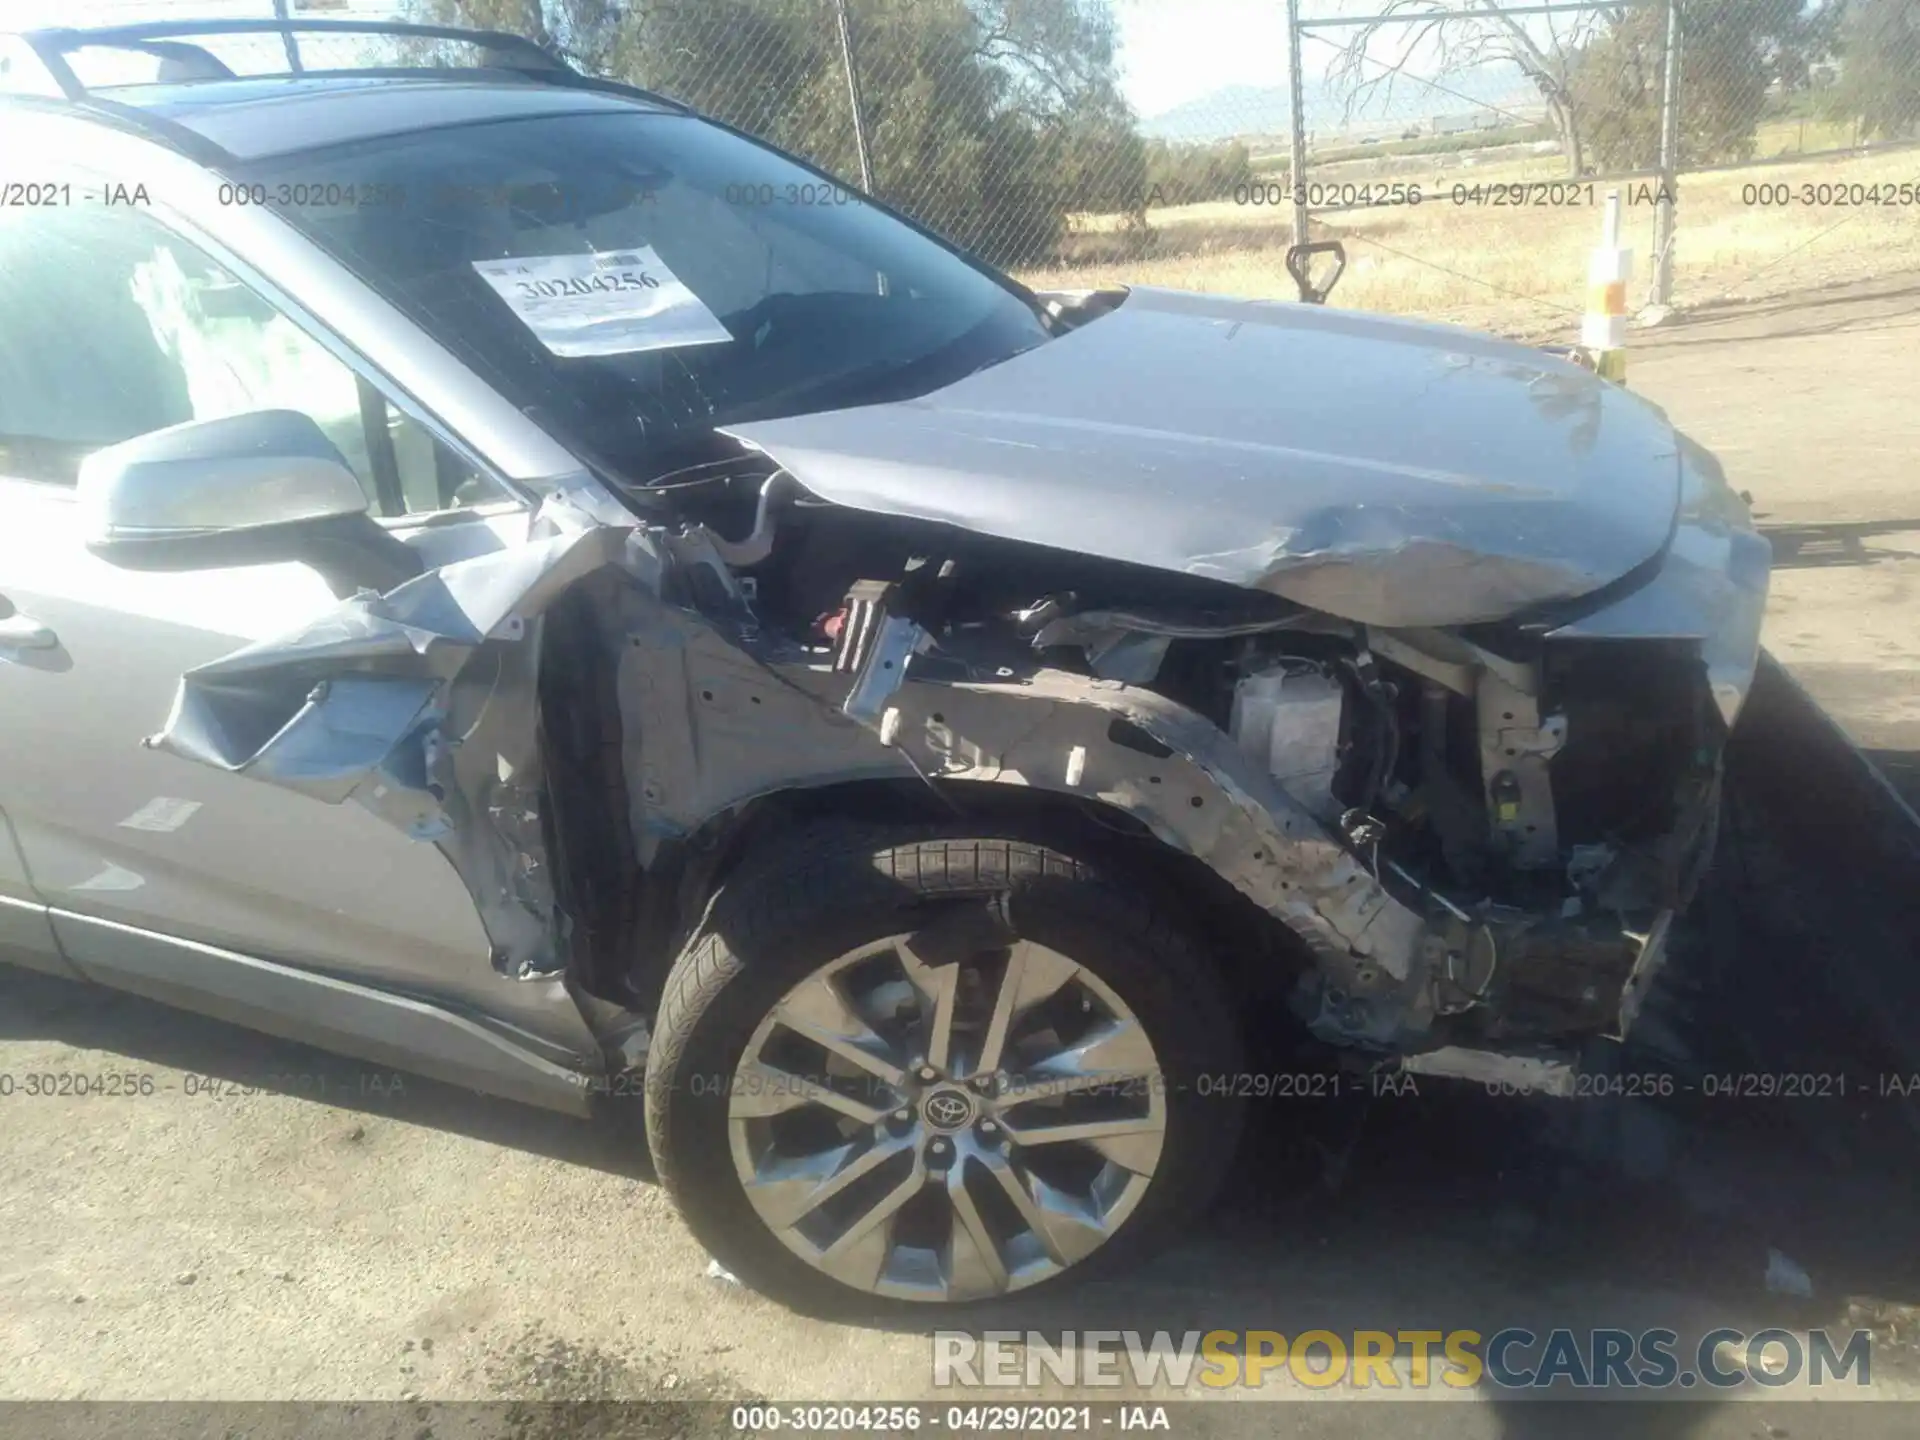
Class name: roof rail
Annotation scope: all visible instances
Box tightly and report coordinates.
[8,19,573,101]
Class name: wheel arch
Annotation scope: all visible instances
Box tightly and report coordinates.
[621,775,1319,1026]
[609,604,1432,1045]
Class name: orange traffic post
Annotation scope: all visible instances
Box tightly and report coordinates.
[1583,189,1632,383]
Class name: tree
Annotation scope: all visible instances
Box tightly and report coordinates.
[1830,0,1920,138]
[1568,1,1811,172]
[408,0,1142,266]
[1769,0,1849,93]
[1139,139,1255,207]
[1325,0,1615,179]
[410,0,630,72]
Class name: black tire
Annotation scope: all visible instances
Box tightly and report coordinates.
[643,827,1247,1318]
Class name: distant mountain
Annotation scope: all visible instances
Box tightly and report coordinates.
[1140,84,1318,142]
[1138,67,1539,143]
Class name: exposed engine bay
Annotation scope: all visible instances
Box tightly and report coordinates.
[143,289,1771,1080]
[584,444,1730,1057]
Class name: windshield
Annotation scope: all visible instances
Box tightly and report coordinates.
[250,108,1052,479]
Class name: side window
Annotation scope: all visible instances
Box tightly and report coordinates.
[0,203,497,514]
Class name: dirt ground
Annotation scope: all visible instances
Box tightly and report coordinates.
[3,275,1918,1432]
[1022,140,1920,340]
[1633,274,1920,790]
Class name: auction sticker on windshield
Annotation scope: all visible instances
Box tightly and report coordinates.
[472,247,732,357]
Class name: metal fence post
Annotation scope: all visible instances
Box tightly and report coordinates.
[1651,0,1682,308]
[832,0,877,194]
[1285,0,1310,249]
[271,0,303,72]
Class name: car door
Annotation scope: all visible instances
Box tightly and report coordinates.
[0,798,73,981]
[0,190,603,1092]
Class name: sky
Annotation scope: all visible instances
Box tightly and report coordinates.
[1112,0,1301,117]
[8,0,1578,123]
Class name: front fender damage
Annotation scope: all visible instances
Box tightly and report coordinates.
[819,614,1689,1054]
[606,597,1441,1045]
[146,495,1681,1062]
[843,621,1435,1044]
[149,494,627,981]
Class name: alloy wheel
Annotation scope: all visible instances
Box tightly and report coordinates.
[725,931,1167,1301]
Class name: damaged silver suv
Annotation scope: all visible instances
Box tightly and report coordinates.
[0,21,1769,1314]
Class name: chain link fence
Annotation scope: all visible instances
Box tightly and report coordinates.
[1285,0,1920,336]
[375,0,1910,341]
[21,1,1917,341]
[402,0,1175,274]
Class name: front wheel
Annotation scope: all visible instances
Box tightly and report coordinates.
[643,830,1246,1316]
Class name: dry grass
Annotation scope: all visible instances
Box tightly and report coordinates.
[1019,131,1920,339]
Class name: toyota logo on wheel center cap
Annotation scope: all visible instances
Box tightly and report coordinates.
[922,1087,976,1132]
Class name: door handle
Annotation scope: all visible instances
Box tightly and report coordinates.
[0,610,58,651]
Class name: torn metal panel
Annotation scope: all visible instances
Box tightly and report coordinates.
[827,629,1438,1044]
[725,286,1685,628]
[603,584,1447,1045]
[906,675,1436,1045]
[146,500,631,978]
[604,587,1683,1049]
[614,602,916,864]
[152,521,621,799]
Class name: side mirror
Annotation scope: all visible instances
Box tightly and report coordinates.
[78,409,422,596]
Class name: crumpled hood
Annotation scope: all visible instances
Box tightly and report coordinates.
[725,287,1685,627]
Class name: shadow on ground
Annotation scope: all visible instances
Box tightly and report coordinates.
[1643,279,1920,350]
[1761,520,1920,571]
